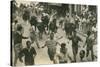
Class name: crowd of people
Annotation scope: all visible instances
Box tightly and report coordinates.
[11,1,97,66]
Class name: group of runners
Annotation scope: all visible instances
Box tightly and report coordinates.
[11,1,97,66]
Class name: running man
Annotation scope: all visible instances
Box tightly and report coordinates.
[14,25,28,66]
[68,31,83,62]
[83,31,95,61]
[42,33,59,64]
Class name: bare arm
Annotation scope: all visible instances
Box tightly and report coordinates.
[35,38,40,48]
[78,36,83,42]
[83,38,87,47]
[42,44,46,48]
[42,41,47,48]
[32,47,37,58]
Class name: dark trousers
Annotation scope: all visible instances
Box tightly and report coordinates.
[86,46,94,61]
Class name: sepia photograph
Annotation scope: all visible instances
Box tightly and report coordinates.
[11,0,97,66]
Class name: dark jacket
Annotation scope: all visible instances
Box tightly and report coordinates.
[19,47,37,65]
